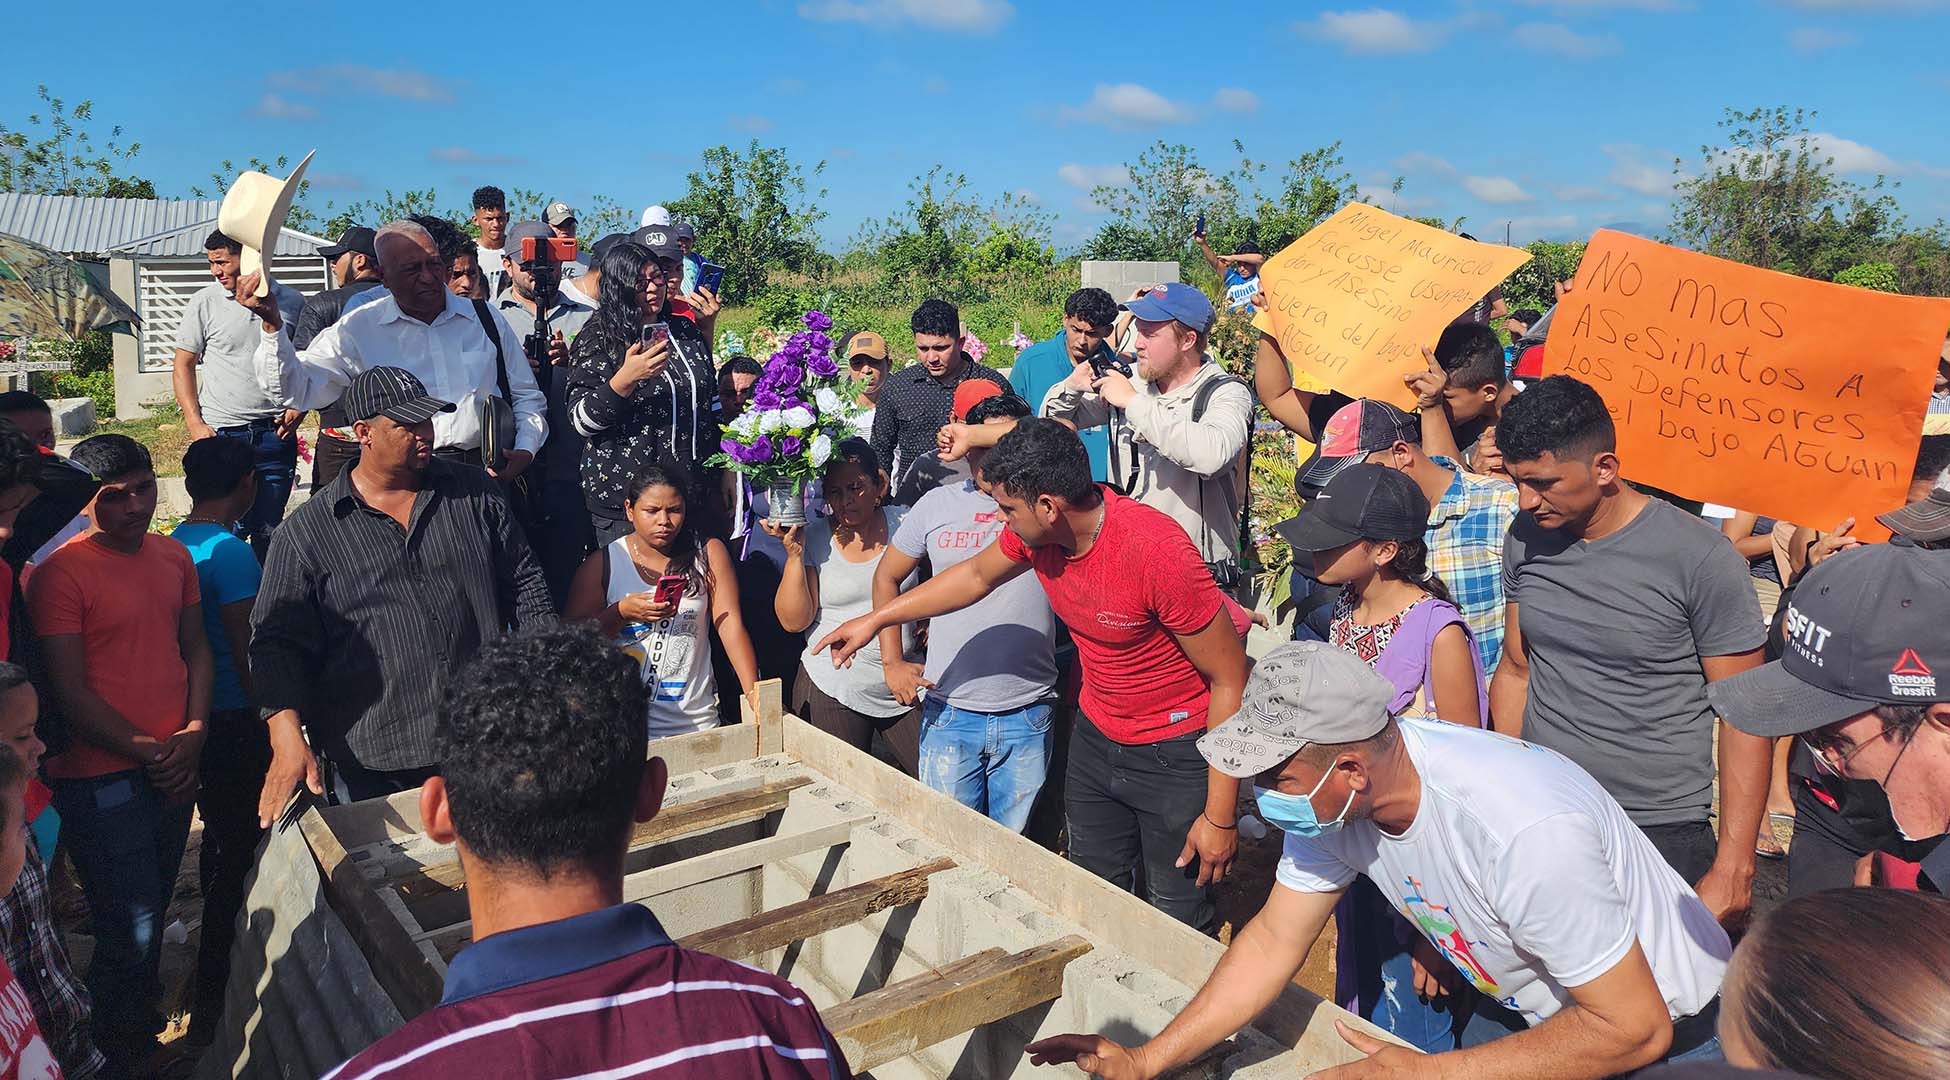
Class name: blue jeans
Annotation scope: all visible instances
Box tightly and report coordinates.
[919,698,1054,833]
[216,421,298,560]
[51,769,194,1071]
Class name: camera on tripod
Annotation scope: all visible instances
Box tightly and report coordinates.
[516,234,578,365]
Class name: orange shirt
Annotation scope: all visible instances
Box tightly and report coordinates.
[27,533,199,779]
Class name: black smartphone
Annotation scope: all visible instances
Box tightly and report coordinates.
[1195,212,1206,238]
[696,262,726,294]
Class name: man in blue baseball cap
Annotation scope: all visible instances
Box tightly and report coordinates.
[1038,281,1255,591]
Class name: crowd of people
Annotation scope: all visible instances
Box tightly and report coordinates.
[0,185,1939,1078]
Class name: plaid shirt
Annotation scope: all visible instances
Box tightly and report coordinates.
[1425,457,1520,677]
[0,832,103,1079]
[868,359,1012,501]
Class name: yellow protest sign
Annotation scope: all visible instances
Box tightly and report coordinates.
[1253,204,1530,406]
[1543,229,1950,535]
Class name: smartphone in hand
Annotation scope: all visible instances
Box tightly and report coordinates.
[653,573,687,606]
[696,262,726,294]
[641,322,672,349]
[1195,212,1206,239]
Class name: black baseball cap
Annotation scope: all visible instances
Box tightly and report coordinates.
[343,367,456,426]
[1707,544,1950,737]
[631,224,683,263]
[1275,463,1430,553]
[1297,398,1422,490]
[319,226,376,260]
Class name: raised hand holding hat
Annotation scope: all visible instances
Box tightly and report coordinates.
[218,150,314,298]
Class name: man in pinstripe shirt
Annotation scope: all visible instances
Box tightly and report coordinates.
[249,368,554,818]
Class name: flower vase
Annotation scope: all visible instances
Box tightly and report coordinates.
[766,482,808,527]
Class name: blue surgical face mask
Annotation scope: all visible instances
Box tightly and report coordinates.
[1255,767,1355,838]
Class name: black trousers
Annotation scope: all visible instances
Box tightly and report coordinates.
[1640,820,1718,885]
[189,707,272,1042]
[1063,712,1216,934]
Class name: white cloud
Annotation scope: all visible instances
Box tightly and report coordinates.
[1012,188,1042,206]
[268,65,457,103]
[1787,26,1854,49]
[1299,9,1448,53]
[1058,163,1131,190]
[1060,83,1194,126]
[797,0,1013,32]
[1212,87,1260,113]
[774,78,808,95]
[1807,133,1898,173]
[1603,143,1677,195]
[428,147,521,166]
[1392,151,1457,178]
[1507,214,1582,240]
[728,114,775,132]
[1464,176,1535,204]
[828,146,859,160]
[251,94,317,120]
[1512,21,1618,55]
[1552,184,1616,202]
[1356,184,1435,210]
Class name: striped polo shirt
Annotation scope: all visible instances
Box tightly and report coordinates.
[325,903,852,1080]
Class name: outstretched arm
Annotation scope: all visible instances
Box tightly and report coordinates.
[813,541,1030,666]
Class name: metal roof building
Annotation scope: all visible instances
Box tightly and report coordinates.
[0,194,333,416]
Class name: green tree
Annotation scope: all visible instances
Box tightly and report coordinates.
[318,188,447,239]
[666,141,826,303]
[1668,106,1900,278]
[1502,240,1587,313]
[1208,139,1358,253]
[1085,142,1219,263]
[1834,261,1900,293]
[0,85,154,198]
[858,168,1054,285]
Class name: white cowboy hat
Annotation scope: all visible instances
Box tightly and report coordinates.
[218,150,314,297]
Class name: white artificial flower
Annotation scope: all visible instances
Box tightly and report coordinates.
[810,433,834,468]
[814,387,842,414]
[781,405,816,429]
[729,410,760,437]
[758,410,785,434]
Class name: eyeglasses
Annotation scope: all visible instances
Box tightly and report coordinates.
[1802,724,1903,778]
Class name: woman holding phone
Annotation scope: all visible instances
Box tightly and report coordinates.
[567,238,718,544]
[567,464,760,736]
[769,439,923,773]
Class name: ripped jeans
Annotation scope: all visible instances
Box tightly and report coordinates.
[918,697,1053,833]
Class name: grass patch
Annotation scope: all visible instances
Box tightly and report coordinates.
[91,404,192,478]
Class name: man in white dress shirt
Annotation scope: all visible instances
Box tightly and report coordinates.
[231,220,547,481]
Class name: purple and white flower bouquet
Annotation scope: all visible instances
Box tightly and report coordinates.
[708,310,862,525]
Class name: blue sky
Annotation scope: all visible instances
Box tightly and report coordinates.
[7,0,1949,251]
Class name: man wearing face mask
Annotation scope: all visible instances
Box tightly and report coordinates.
[1708,543,1950,891]
[1027,641,1732,1079]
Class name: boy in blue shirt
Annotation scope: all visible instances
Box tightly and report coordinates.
[170,437,268,1046]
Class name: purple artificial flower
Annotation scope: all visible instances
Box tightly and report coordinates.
[779,395,806,413]
[774,363,804,387]
[753,388,783,412]
[807,353,839,378]
[803,310,833,332]
[747,435,774,462]
[781,435,804,456]
[806,331,832,355]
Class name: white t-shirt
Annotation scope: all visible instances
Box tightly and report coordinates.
[1276,718,1729,1026]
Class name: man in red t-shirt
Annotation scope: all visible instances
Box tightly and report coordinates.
[818,419,1248,931]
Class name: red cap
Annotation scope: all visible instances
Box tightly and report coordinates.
[952,380,1003,421]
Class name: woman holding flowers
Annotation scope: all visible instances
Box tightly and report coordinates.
[766,438,923,774]
[567,239,718,544]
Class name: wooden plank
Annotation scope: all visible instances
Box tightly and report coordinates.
[825,935,1093,1072]
[678,857,956,962]
[416,816,873,961]
[377,775,817,899]
[781,715,1401,1060]
[297,806,446,1020]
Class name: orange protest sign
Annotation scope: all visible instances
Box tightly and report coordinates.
[1254,204,1530,407]
[1543,229,1950,537]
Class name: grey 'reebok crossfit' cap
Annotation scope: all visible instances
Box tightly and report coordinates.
[1197,641,1397,779]
[1707,543,1950,737]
